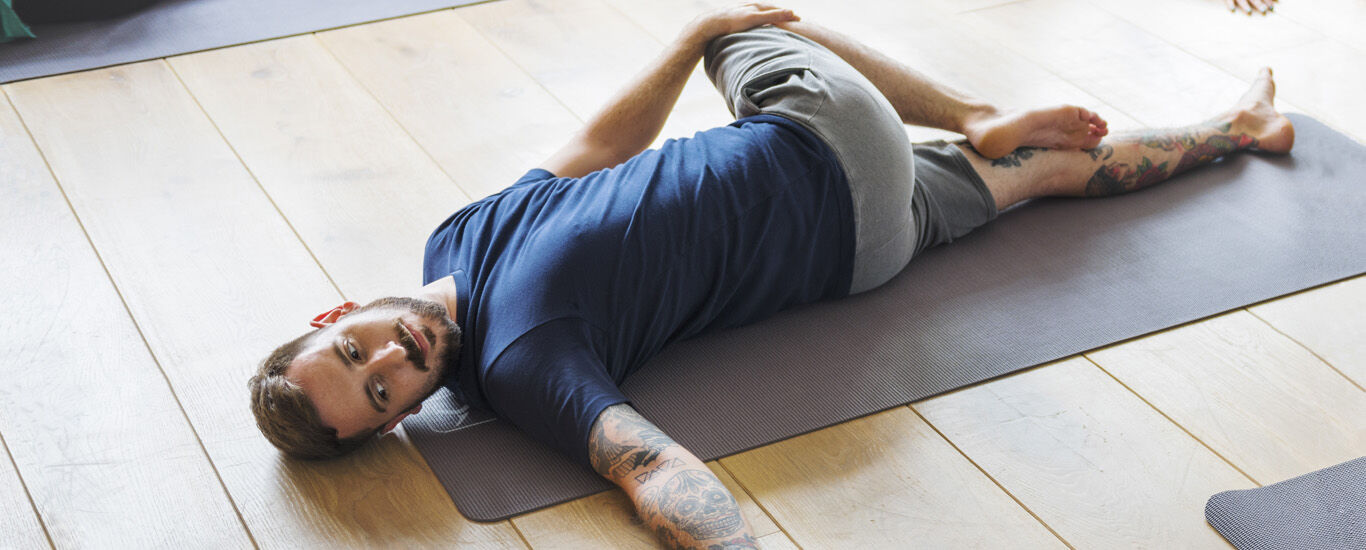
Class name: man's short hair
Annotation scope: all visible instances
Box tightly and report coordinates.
[248,330,380,460]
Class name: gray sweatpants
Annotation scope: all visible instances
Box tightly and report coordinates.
[704,26,999,294]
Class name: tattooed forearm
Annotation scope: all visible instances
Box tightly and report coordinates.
[639,470,748,544]
[1085,124,1258,197]
[589,404,679,479]
[587,405,754,549]
[635,457,686,484]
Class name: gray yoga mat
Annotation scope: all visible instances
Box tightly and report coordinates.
[405,113,1366,522]
[0,0,491,84]
[1206,457,1366,549]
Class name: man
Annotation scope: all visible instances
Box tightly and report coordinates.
[249,4,1294,548]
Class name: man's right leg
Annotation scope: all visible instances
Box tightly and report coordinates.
[961,69,1295,211]
[776,21,1108,159]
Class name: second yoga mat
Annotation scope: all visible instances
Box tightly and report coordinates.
[0,0,491,84]
[405,113,1366,522]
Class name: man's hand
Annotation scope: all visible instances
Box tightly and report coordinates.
[588,404,757,549]
[680,3,801,49]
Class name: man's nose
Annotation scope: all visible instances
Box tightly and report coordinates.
[366,341,408,373]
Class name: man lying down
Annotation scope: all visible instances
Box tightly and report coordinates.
[250,4,1294,548]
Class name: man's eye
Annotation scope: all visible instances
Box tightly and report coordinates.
[347,341,360,361]
[375,380,388,401]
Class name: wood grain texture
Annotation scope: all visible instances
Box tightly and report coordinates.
[721,407,1064,549]
[1085,0,1320,61]
[1089,310,1366,484]
[460,0,732,147]
[0,88,250,548]
[755,531,799,550]
[167,35,469,300]
[1275,0,1366,53]
[916,358,1253,548]
[1084,0,1356,140]
[316,10,584,200]
[1250,275,1366,389]
[967,0,1251,127]
[1213,38,1366,142]
[0,429,47,547]
[4,61,522,548]
[511,462,779,547]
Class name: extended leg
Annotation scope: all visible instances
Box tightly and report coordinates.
[776,20,1108,158]
[961,69,1294,211]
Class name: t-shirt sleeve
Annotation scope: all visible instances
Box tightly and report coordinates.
[513,168,556,186]
[481,318,628,467]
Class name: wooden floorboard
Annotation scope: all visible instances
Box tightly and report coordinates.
[1,82,251,548]
[1088,310,1366,484]
[1250,275,1366,389]
[167,34,470,301]
[965,0,1254,127]
[721,407,1065,549]
[510,462,781,548]
[0,0,1359,547]
[316,10,584,200]
[915,358,1254,547]
[0,433,47,549]
[4,61,521,548]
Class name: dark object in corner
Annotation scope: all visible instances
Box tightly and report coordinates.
[12,0,160,23]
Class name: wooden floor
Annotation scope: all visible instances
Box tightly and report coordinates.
[2,0,1363,547]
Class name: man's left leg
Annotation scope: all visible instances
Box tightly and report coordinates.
[959,69,1294,212]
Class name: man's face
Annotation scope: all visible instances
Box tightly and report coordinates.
[286,297,460,439]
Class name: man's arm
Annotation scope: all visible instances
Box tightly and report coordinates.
[588,404,756,549]
[539,3,799,178]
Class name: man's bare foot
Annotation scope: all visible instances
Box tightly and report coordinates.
[961,105,1109,159]
[1225,67,1294,153]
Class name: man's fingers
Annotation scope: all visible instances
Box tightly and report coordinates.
[744,7,799,27]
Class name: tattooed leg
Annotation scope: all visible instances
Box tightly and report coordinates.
[589,404,756,549]
[1080,121,1259,197]
[955,68,1294,210]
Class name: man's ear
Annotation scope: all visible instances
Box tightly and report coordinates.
[380,403,422,434]
[310,301,359,328]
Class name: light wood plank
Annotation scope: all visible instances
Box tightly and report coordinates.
[1085,0,1320,61]
[167,35,469,300]
[916,357,1253,548]
[721,407,1064,549]
[0,438,48,549]
[1213,39,1366,142]
[1275,0,1366,53]
[460,0,732,147]
[1250,275,1366,388]
[1088,310,1366,483]
[5,61,523,548]
[967,0,1252,127]
[1084,0,1363,141]
[755,530,800,550]
[0,89,250,547]
[512,462,779,547]
[317,11,584,200]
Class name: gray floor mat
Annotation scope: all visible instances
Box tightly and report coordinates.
[1207,457,1366,550]
[0,0,489,84]
[405,114,1366,521]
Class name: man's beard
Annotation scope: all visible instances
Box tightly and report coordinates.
[353,296,462,399]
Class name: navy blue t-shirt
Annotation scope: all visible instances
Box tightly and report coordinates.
[422,114,854,466]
